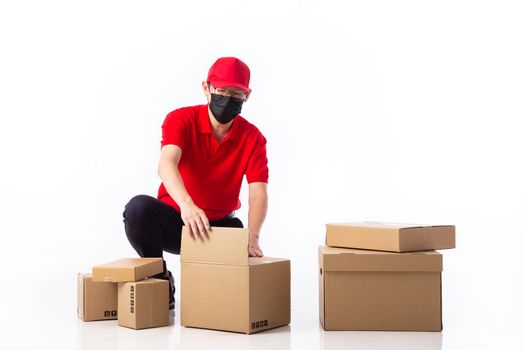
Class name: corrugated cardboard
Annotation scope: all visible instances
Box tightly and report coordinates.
[92,258,164,282]
[326,222,455,252]
[117,278,169,329]
[180,226,249,265]
[77,273,118,321]
[180,227,291,334]
[319,245,442,331]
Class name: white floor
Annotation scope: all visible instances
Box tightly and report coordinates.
[2,303,523,350]
[1,261,523,350]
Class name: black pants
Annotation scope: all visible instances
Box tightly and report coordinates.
[123,194,243,261]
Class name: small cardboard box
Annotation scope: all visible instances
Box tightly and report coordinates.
[77,273,118,321]
[326,222,455,252]
[319,245,443,331]
[92,258,164,282]
[117,278,169,329]
[180,227,291,334]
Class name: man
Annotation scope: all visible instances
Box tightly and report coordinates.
[122,57,269,310]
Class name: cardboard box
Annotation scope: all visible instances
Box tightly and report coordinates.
[326,222,455,252]
[92,258,164,282]
[319,245,442,331]
[180,227,291,334]
[77,273,118,321]
[117,278,169,329]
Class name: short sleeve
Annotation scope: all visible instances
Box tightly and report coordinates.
[161,110,187,149]
[246,132,269,183]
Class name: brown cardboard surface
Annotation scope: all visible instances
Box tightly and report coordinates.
[180,226,249,265]
[77,273,118,321]
[117,278,169,330]
[249,258,291,333]
[326,222,455,252]
[181,257,290,334]
[319,246,442,272]
[92,258,163,282]
[319,245,442,331]
[181,263,249,333]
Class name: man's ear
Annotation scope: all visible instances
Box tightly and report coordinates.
[202,81,211,101]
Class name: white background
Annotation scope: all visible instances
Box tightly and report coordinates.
[1,1,524,349]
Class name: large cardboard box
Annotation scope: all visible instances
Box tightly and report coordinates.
[77,273,118,321]
[326,222,455,252]
[319,245,442,331]
[117,278,169,329]
[180,227,291,334]
[92,258,164,282]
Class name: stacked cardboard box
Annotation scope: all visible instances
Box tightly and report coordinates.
[319,222,455,331]
[77,273,118,321]
[78,258,169,330]
[180,226,291,334]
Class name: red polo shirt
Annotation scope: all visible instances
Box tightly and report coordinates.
[157,104,269,220]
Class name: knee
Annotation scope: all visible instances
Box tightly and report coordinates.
[232,217,244,228]
[122,194,156,226]
[210,216,244,229]
[226,217,244,228]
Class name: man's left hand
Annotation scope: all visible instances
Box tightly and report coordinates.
[248,236,264,257]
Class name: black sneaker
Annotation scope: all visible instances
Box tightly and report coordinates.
[167,270,175,310]
[151,266,176,310]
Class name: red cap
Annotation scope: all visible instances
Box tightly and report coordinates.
[207,57,251,94]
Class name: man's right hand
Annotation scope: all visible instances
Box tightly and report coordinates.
[180,200,210,240]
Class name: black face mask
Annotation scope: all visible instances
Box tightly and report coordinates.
[209,93,244,124]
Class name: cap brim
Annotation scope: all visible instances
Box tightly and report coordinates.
[209,80,251,94]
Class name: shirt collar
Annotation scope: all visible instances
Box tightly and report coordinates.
[198,105,212,134]
[198,104,241,142]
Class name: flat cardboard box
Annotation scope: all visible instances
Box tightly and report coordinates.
[319,245,443,331]
[326,222,455,252]
[181,227,291,334]
[77,273,118,321]
[92,258,164,282]
[117,278,169,329]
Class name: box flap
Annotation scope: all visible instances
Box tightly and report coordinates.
[181,226,249,265]
[319,245,442,272]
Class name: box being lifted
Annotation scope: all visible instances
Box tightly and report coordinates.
[180,227,291,334]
